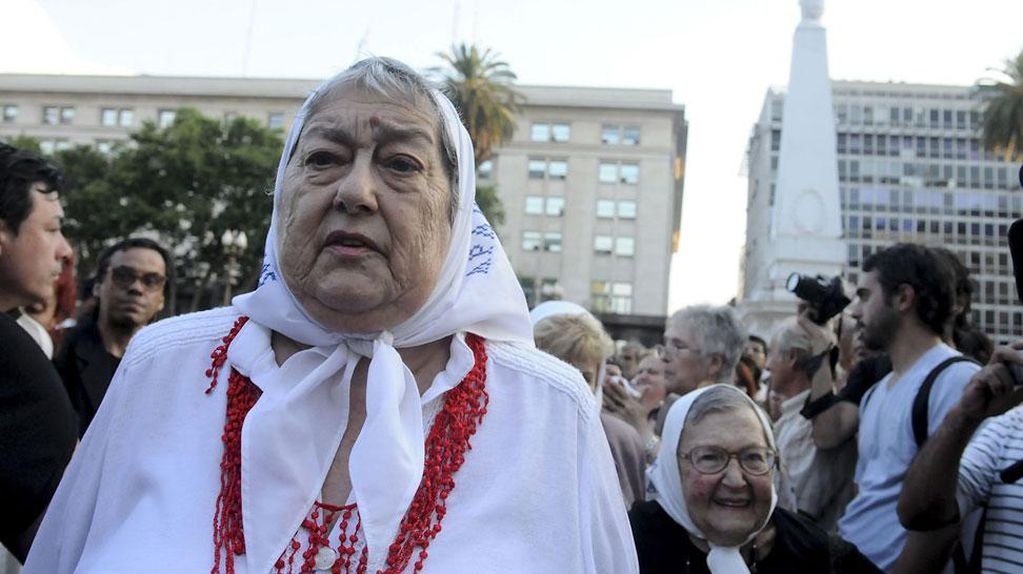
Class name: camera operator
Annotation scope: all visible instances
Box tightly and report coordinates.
[895,342,1023,572]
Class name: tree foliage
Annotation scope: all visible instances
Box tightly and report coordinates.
[432,43,523,228]
[16,108,284,312]
[978,49,1023,161]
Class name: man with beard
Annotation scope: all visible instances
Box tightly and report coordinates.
[56,237,170,436]
[833,243,979,571]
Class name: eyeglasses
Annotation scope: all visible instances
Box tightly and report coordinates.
[655,338,700,360]
[109,266,166,292]
[680,446,777,476]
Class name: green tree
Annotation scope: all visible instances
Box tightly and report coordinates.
[433,43,524,227]
[45,109,282,312]
[978,49,1023,161]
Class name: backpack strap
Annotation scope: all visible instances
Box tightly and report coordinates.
[912,356,980,448]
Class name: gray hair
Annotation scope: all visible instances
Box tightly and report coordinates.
[682,385,772,450]
[668,305,747,384]
[303,57,460,223]
[771,318,814,374]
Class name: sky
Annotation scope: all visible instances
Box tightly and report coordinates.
[5,0,1023,312]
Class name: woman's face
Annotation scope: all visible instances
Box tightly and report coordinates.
[276,84,452,333]
[633,355,667,411]
[676,407,774,547]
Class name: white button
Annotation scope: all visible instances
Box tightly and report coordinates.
[314,546,338,571]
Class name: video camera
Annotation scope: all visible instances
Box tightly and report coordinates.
[786,273,851,326]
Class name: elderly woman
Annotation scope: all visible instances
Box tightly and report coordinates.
[630,384,858,573]
[26,58,637,573]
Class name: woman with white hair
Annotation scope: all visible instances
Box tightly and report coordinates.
[26,57,637,574]
[630,384,876,573]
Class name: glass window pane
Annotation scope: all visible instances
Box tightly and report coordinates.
[617,200,637,219]
[43,106,59,125]
[601,125,619,145]
[525,196,544,214]
[267,113,283,130]
[119,109,134,128]
[615,237,635,256]
[594,236,613,253]
[2,105,18,123]
[158,109,176,128]
[60,107,75,124]
[528,160,546,179]
[551,123,570,142]
[548,160,568,180]
[531,123,550,142]
[101,108,117,126]
[599,162,617,183]
[596,200,615,218]
[622,126,640,146]
[543,232,562,252]
[620,163,639,184]
[522,231,542,251]
[545,197,565,216]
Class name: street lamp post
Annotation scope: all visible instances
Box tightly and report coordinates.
[221,229,248,306]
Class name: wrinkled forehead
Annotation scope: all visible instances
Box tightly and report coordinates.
[302,81,442,141]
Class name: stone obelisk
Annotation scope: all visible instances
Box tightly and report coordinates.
[737,0,846,337]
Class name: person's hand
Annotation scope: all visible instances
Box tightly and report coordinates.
[602,379,648,436]
[796,306,836,355]
[956,341,1023,425]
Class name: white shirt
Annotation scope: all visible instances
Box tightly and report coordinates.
[773,389,856,532]
[25,308,638,574]
[838,343,978,571]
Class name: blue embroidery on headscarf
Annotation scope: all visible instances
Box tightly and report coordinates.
[468,245,494,261]
[466,259,493,277]
[258,262,278,286]
[471,224,495,239]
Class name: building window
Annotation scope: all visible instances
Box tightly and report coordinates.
[545,196,565,216]
[2,105,17,123]
[101,108,118,126]
[596,200,616,218]
[622,126,641,146]
[119,109,134,128]
[617,200,637,219]
[531,122,570,143]
[594,235,613,254]
[267,113,284,130]
[619,163,639,184]
[615,237,635,257]
[599,162,618,183]
[59,107,75,124]
[601,125,619,145]
[478,159,493,180]
[591,281,633,314]
[42,106,59,125]
[543,232,562,252]
[528,158,568,180]
[95,140,115,155]
[158,109,177,129]
[522,231,542,251]
[525,196,544,214]
[528,160,547,179]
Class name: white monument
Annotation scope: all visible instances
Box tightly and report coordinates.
[736,0,846,338]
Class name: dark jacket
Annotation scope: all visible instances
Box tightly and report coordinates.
[54,312,121,437]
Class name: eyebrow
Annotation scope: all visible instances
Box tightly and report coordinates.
[304,121,435,148]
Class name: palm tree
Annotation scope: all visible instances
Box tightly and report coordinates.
[977,50,1023,161]
[433,43,524,168]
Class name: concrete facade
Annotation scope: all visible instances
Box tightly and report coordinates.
[0,74,687,318]
[742,80,1023,343]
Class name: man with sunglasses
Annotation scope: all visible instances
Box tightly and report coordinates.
[56,237,171,437]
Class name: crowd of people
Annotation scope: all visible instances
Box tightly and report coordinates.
[2,56,1023,574]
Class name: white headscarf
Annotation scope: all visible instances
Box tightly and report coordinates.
[645,384,779,574]
[232,61,533,572]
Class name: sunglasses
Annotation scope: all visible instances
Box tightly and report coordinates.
[109,266,166,292]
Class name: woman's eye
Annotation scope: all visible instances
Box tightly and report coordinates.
[385,156,420,174]
[304,151,337,168]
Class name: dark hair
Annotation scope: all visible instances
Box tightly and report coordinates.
[931,247,975,319]
[747,334,768,355]
[0,143,63,234]
[94,237,174,311]
[862,243,955,336]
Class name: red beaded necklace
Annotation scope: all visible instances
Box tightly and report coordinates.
[204,316,490,574]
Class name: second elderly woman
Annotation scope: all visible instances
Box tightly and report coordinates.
[27,57,637,573]
[630,384,876,573]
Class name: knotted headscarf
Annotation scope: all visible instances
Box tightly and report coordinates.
[645,384,779,574]
[231,59,533,573]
